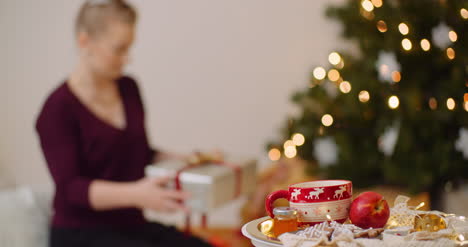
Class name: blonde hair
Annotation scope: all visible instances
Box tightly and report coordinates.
[75,0,137,37]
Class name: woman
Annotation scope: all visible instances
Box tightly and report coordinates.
[35,1,212,246]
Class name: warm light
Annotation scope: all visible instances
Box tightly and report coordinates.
[292,133,305,146]
[398,23,409,35]
[464,93,468,102]
[449,31,458,42]
[361,0,374,11]
[328,52,341,65]
[446,98,456,110]
[429,97,437,110]
[464,102,468,112]
[359,90,370,103]
[461,8,468,19]
[326,214,332,221]
[415,202,425,210]
[402,38,412,51]
[446,48,455,60]
[328,69,340,82]
[391,71,401,83]
[283,140,295,149]
[420,39,431,51]
[284,146,297,158]
[339,81,352,94]
[321,114,334,127]
[313,67,327,80]
[268,148,281,161]
[377,20,387,32]
[388,95,400,109]
[371,0,382,8]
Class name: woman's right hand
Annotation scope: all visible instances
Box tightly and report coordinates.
[131,176,190,213]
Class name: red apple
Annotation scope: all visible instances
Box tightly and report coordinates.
[349,191,390,229]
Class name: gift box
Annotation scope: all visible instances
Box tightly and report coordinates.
[145,156,257,213]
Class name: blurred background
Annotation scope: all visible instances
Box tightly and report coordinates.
[1,0,347,187]
[1,0,467,238]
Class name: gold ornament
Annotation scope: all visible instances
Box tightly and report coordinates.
[414,214,447,232]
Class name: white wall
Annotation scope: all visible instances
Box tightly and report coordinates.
[1,0,346,225]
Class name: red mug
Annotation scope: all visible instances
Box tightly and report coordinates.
[265,180,352,226]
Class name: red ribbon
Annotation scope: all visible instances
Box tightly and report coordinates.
[174,160,243,235]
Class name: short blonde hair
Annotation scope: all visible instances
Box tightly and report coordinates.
[75,0,137,37]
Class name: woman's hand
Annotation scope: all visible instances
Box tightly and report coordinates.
[130,176,190,213]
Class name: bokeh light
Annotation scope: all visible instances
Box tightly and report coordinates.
[292,133,305,146]
[313,67,327,80]
[321,114,334,127]
[359,90,370,103]
[420,39,431,51]
[388,95,400,109]
[268,148,281,161]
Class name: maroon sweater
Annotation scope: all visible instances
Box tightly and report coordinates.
[36,76,156,228]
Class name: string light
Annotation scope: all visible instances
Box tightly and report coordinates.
[420,39,431,51]
[449,31,458,42]
[377,20,387,32]
[313,67,327,80]
[328,52,342,65]
[402,38,412,51]
[398,23,409,35]
[328,69,341,82]
[284,140,295,149]
[339,81,352,93]
[284,146,297,158]
[388,95,400,109]
[429,97,437,110]
[371,0,382,8]
[464,102,468,112]
[268,148,281,161]
[361,0,374,12]
[415,202,425,210]
[464,93,468,102]
[391,71,401,83]
[292,133,305,146]
[359,90,370,103]
[446,98,456,110]
[446,48,455,60]
[321,114,334,127]
[461,8,468,19]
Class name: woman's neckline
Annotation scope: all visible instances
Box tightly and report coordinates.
[64,78,129,132]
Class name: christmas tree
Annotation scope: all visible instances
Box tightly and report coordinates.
[268,0,468,210]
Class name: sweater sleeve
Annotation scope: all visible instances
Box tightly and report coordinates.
[36,97,92,209]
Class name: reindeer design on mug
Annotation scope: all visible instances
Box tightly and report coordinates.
[305,187,324,199]
[291,189,302,201]
[333,185,347,199]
